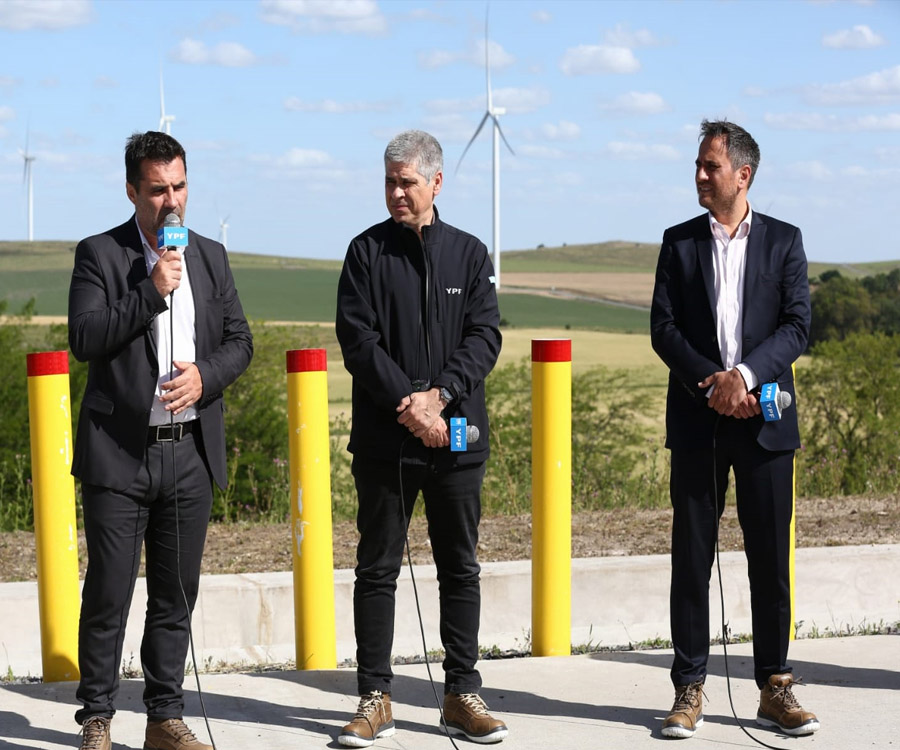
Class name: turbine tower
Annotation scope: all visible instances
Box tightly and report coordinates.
[20,131,36,242]
[159,68,175,134]
[456,6,514,290]
[219,215,230,250]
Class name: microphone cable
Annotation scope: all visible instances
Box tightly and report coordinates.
[167,283,217,750]
[396,434,463,750]
[710,414,790,750]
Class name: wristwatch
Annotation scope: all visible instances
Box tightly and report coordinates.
[439,387,454,409]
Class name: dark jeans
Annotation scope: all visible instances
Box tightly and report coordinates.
[75,432,212,724]
[351,455,485,696]
[669,418,794,689]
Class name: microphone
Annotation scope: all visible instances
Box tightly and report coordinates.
[760,382,792,422]
[449,417,480,452]
[157,212,187,253]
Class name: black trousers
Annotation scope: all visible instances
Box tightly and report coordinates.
[669,418,794,689]
[351,455,485,696]
[75,431,212,724]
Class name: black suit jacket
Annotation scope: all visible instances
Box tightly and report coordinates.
[650,211,810,452]
[68,217,253,491]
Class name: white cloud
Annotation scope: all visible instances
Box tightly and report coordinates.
[0,0,90,30]
[784,161,834,181]
[418,40,515,70]
[764,112,900,131]
[279,148,333,168]
[172,39,258,67]
[0,75,18,88]
[517,144,566,159]
[603,23,660,48]
[743,85,768,98]
[805,65,900,106]
[560,45,640,75]
[600,91,669,116]
[822,24,886,49]
[283,97,392,113]
[539,121,581,141]
[426,87,549,116]
[0,106,14,122]
[532,10,552,24]
[605,141,680,160]
[260,0,386,35]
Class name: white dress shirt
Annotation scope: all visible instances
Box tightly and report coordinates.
[137,219,199,426]
[709,206,758,392]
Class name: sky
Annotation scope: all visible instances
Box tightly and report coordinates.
[0,0,898,264]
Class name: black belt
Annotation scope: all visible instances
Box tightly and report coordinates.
[148,420,197,444]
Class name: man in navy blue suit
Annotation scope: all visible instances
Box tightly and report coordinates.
[651,120,818,739]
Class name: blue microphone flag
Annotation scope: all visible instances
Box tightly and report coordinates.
[450,417,468,452]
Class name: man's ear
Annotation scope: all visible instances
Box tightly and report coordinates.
[126,181,137,206]
[432,170,443,198]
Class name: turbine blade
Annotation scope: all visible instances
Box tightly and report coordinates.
[493,115,515,156]
[456,111,491,174]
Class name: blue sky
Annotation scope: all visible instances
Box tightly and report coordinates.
[1,0,898,263]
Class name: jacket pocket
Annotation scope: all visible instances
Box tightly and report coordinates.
[83,391,115,416]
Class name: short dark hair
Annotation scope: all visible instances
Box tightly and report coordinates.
[125,131,187,189]
[700,119,760,189]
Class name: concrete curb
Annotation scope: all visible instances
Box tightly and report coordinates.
[2,544,897,678]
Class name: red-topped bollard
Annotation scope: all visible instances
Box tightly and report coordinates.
[531,339,572,656]
[26,350,81,681]
[286,349,336,669]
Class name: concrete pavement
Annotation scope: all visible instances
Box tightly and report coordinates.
[1,635,898,749]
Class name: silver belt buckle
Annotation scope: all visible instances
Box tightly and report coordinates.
[156,424,183,442]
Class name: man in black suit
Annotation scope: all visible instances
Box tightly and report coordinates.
[68,131,252,750]
[651,120,818,739]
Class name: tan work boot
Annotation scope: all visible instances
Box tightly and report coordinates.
[338,691,395,747]
[79,716,111,750]
[442,692,508,744]
[661,680,705,738]
[144,718,212,750]
[757,673,820,736]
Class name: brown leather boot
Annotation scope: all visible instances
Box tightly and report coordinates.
[144,718,212,750]
[442,692,508,744]
[79,716,111,750]
[338,691,395,747]
[757,673,820,736]
[661,680,705,738]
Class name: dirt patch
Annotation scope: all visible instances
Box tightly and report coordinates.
[501,272,654,308]
[1,495,896,583]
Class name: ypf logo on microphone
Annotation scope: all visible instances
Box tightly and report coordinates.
[157,214,187,251]
[450,417,468,452]
[760,382,792,422]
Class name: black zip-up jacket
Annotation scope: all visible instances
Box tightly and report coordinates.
[336,208,502,467]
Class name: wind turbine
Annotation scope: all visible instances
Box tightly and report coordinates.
[159,68,175,134]
[218,214,230,250]
[456,7,514,290]
[19,130,36,242]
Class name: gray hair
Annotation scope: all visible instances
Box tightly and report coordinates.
[384,130,443,182]
[699,119,761,189]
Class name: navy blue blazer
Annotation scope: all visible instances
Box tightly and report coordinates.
[650,211,810,452]
[68,217,253,491]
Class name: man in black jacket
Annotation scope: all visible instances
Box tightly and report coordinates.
[335,130,506,747]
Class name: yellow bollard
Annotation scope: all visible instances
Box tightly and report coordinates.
[26,350,80,682]
[286,349,336,669]
[531,339,572,657]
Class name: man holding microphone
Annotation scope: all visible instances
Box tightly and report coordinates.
[68,131,252,750]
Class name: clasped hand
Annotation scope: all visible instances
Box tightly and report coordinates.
[699,368,761,419]
[396,388,449,448]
